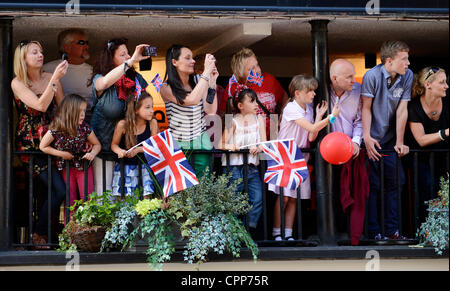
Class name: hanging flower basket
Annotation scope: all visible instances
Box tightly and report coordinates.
[69,225,108,252]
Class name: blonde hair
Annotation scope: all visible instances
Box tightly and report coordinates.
[50,94,86,136]
[288,75,318,99]
[412,66,446,98]
[57,28,87,54]
[13,41,43,87]
[231,47,256,81]
[380,40,409,65]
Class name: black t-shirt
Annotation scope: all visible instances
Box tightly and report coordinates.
[407,96,449,150]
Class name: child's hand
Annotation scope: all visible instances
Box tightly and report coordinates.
[316,100,328,118]
[117,149,127,159]
[224,144,237,151]
[126,146,143,158]
[60,151,74,160]
[249,145,262,155]
[84,142,93,153]
[82,152,96,161]
[331,102,340,117]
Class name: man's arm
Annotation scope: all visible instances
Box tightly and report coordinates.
[394,100,409,157]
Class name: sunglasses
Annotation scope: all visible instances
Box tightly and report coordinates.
[19,40,31,48]
[107,38,128,50]
[424,67,440,81]
[74,40,89,46]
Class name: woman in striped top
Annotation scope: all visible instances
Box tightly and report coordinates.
[160,44,218,177]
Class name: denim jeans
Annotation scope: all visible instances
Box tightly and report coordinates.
[35,167,66,235]
[225,165,263,228]
[367,148,405,237]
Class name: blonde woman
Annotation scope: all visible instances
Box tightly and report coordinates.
[220,47,289,139]
[408,66,449,223]
[11,40,68,249]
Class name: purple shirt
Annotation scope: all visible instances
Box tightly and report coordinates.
[329,83,363,145]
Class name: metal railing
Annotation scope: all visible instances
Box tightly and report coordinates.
[10,147,449,249]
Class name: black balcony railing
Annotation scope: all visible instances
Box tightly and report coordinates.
[10,147,449,249]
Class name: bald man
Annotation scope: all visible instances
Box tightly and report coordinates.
[329,59,368,246]
[329,59,363,157]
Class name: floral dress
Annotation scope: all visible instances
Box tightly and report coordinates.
[15,95,54,176]
[49,121,92,171]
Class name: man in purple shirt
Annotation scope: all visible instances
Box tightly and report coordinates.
[329,59,363,156]
[328,59,368,244]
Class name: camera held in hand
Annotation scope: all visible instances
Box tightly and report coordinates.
[140,46,157,71]
[142,46,157,57]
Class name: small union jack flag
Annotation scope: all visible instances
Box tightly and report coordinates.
[228,74,239,97]
[261,139,308,190]
[247,70,263,87]
[142,130,198,198]
[134,77,142,101]
[151,73,163,93]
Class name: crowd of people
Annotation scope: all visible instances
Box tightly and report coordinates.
[12,28,448,248]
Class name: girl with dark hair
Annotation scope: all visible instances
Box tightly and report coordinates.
[160,44,218,177]
[220,88,266,232]
[110,91,158,199]
[89,38,150,196]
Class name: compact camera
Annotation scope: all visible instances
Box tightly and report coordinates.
[142,46,157,57]
[61,53,68,61]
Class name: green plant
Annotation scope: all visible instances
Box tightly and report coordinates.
[416,176,449,255]
[102,197,176,270]
[57,191,129,252]
[169,169,259,266]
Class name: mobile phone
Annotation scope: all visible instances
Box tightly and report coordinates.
[62,53,68,61]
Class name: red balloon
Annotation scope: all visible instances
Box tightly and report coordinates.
[320,132,354,165]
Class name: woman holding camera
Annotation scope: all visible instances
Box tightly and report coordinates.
[160,44,218,177]
[89,38,150,196]
[11,40,68,249]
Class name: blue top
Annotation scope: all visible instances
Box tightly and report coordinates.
[361,64,413,145]
[90,73,148,154]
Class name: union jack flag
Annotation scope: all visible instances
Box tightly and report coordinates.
[151,73,163,93]
[261,139,308,190]
[142,130,198,198]
[247,70,263,87]
[134,77,142,101]
[228,74,239,97]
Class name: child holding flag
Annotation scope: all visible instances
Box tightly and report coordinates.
[271,75,340,241]
[221,88,266,233]
[110,91,159,199]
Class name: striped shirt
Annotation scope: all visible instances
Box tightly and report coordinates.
[165,101,206,141]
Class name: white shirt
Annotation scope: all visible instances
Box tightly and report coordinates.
[43,60,93,119]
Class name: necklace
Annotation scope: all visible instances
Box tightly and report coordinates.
[423,97,441,117]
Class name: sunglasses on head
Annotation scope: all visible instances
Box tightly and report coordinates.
[424,66,440,81]
[19,40,31,48]
[74,40,89,46]
[107,38,128,50]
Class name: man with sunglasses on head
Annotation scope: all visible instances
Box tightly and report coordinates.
[43,28,93,122]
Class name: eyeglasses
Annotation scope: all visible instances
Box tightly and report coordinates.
[424,67,440,81]
[19,40,31,48]
[74,40,89,46]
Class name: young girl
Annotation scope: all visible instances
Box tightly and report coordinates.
[111,91,159,199]
[221,88,266,232]
[271,75,340,241]
[39,94,101,221]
